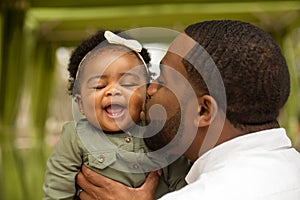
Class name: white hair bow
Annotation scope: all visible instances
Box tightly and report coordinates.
[104,31,143,52]
[104,31,149,74]
[76,31,149,79]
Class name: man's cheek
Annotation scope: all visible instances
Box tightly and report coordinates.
[163,90,180,119]
[148,92,179,121]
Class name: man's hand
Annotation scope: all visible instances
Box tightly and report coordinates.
[76,165,160,200]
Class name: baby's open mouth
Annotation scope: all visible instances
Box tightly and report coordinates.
[105,104,125,118]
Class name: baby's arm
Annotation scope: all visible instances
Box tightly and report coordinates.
[43,122,83,200]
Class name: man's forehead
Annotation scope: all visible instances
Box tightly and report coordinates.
[159,33,197,76]
[168,33,197,58]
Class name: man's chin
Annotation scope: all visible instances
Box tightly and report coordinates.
[144,110,181,151]
[143,120,170,150]
[144,134,169,151]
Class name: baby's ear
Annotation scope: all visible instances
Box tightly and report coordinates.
[194,95,218,127]
[75,94,85,115]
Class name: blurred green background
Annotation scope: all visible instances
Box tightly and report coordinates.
[1,0,300,199]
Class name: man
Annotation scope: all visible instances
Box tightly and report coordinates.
[76,20,300,199]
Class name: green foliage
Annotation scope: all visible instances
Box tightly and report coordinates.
[0,5,55,199]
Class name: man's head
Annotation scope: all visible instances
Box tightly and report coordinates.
[183,20,290,132]
[145,20,290,160]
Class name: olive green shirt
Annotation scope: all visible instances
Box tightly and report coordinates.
[43,119,191,199]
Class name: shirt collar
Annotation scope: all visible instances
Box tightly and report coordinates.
[185,128,292,184]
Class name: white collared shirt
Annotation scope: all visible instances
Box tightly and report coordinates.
[159,128,300,200]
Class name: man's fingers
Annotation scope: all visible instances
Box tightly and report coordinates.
[82,165,128,190]
[81,165,111,187]
[76,172,87,189]
[77,166,159,200]
[131,171,160,200]
[76,171,103,200]
[141,171,160,191]
[79,190,96,200]
[80,165,130,199]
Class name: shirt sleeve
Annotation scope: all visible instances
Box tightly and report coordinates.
[164,156,191,191]
[43,122,83,200]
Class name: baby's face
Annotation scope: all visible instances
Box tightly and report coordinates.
[77,51,147,132]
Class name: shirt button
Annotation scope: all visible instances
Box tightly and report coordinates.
[133,164,139,169]
[125,137,131,143]
[98,155,105,163]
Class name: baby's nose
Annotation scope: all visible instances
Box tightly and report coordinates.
[106,88,121,96]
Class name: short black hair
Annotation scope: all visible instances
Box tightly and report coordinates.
[67,29,151,96]
[183,20,290,132]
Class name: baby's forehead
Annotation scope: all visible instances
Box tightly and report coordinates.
[80,46,141,73]
[77,44,149,82]
[93,44,135,56]
[83,45,136,65]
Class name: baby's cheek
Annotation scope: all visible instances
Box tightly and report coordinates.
[130,87,146,101]
[129,94,144,109]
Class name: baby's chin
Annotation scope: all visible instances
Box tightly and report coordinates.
[99,121,137,133]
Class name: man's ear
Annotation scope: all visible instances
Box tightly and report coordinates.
[75,94,85,115]
[194,95,218,127]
